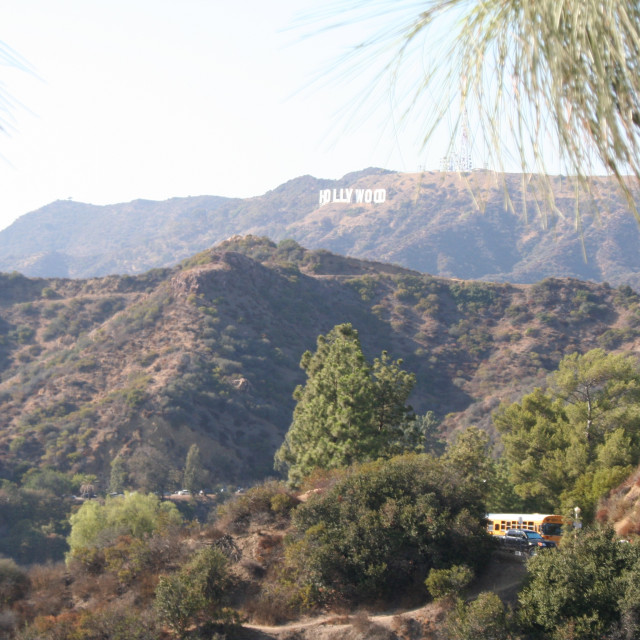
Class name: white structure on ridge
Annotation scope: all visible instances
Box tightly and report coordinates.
[439,107,473,172]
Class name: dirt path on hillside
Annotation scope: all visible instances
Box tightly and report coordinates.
[241,606,440,640]
[238,553,528,639]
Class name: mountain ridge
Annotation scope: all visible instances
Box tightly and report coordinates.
[0,235,638,487]
[2,169,640,287]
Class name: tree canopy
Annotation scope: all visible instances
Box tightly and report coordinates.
[183,444,206,493]
[283,453,491,604]
[67,492,183,559]
[519,526,640,639]
[275,323,417,485]
[494,349,640,517]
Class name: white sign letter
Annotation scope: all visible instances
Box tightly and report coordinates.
[373,189,386,203]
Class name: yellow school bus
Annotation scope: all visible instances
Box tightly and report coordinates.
[486,513,565,545]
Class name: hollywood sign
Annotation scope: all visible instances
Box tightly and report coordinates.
[318,188,386,207]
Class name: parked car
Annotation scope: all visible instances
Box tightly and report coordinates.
[497,529,556,556]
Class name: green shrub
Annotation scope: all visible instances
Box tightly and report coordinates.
[154,547,239,638]
[0,486,71,564]
[155,572,205,638]
[217,481,298,533]
[446,592,512,640]
[8,436,26,454]
[67,492,182,560]
[124,387,146,408]
[518,526,640,639]
[425,564,473,600]
[21,468,74,495]
[449,282,501,313]
[282,454,490,607]
[270,492,297,515]
[10,325,35,344]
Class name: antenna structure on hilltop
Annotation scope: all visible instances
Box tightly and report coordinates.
[439,106,473,172]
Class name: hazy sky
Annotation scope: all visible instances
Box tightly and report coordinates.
[1,1,482,233]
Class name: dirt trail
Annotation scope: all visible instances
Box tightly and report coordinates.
[241,604,441,640]
[239,553,527,639]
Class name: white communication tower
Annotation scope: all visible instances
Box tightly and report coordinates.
[439,107,473,172]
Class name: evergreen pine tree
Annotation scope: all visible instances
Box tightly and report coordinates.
[275,323,416,485]
[183,444,204,493]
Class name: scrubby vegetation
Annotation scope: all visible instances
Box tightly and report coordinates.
[2,240,640,638]
[1,461,640,639]
[154,547,239,638]
[0,237,636,490]
[0,480,73,564]
[282,454,489,607]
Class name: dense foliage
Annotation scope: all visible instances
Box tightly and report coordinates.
[282,453,491,606]
[216,480,298,533]
[155,547,239,639]
[424,564,473,601]
[3,248,640,638]
[67,492,183,560]
[0,482,71,563]
[519,527,640,639]
[183,444,206,493]
[494,349,640,518]
[0,238,638,487]
[0,558,29,606]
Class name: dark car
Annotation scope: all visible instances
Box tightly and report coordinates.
[498,529,556,556]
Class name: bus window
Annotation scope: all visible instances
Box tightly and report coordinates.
[541,523,563,536]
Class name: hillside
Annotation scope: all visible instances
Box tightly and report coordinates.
[0,236,639,487]
[2,170,640,286]
[599,465,640,537]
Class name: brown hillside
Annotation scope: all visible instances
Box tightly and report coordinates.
[598,466,640,537]
[0,236,639,486]
[1,170,640,287]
